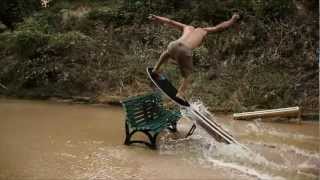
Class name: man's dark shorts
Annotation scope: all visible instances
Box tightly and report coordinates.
[167,40,193,78]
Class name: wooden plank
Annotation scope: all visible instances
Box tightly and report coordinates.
[233,106,301,121]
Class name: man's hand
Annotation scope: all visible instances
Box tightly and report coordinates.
[232,13,240,21]
[148,14,156,21]
[231,13,241,32]
[203,13,241,33]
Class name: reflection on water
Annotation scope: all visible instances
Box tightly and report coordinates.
[0,98,319,180]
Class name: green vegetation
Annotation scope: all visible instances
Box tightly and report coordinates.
[0,0,318,113]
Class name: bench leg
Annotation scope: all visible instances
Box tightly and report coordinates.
[147,132,159,149]
[124,122,131,145]
[124,122,159,149]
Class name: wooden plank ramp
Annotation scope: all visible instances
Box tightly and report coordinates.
[233,106,301,121]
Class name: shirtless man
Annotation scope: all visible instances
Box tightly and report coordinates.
[149,13,240,100]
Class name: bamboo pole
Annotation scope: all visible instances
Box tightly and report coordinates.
[233,107,301,121]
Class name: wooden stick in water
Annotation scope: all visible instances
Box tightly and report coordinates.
[233,107,301,121]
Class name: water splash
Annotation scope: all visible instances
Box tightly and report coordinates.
[160,99,292,179]
[207,158,285,180]
[180,98,216,121]
[245,122,320,141]
[160,125,288,179]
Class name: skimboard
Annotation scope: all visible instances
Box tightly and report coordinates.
[147,67,189,107]
[146,67,240,145]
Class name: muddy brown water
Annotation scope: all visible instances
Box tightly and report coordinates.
[0,98,319,180]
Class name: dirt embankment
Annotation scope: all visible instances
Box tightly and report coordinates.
[0,0,318,116]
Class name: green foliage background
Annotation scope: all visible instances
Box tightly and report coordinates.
[0,0,318,112]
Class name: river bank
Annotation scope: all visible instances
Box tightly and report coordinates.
[0,0,318,114]
[1,94,318,121]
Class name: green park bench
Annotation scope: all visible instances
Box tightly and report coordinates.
[121,92,195,149]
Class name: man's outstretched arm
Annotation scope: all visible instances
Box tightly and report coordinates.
[148,14,187,31]
[203,13,240,33]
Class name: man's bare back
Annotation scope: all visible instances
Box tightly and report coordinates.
[178,26,208,49]
[149,14,240,100]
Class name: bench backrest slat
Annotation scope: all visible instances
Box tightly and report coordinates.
[121,93,164,127]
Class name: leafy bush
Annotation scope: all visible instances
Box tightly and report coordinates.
[249,0,295,19]
[14,30,49,58]
[48,31,95,54]
[0,0,41,30]
[0,32,16,52]
[87,7,134,27]
[16,16,50,32]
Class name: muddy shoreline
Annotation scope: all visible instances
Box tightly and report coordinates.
[0,94,122,106]
[1,94,318,121]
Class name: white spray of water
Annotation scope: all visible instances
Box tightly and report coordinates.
[162,99,290,179]
[245,122,319,141]
[207,158,286,180]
